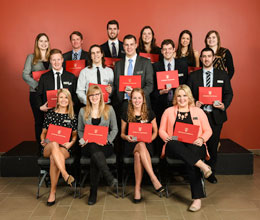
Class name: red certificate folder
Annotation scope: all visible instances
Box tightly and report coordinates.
[128,122,152,143]
[139,53,159,63]
[119,75,141,91]
[89,83,109,102]
[156,70,179,89]
[199,87,222,104]
[46,90,58,108]
[83,124,108,145]
[46,124,72,145]
[104,57,121,68]
[66,60,86,77]
[188,66,202,74]
[32,70,49,81]
[173,122,199,144]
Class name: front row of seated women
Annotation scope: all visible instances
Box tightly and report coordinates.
[41,84,213,211]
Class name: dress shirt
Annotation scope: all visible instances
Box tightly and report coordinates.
[164,58,175,71]
[72,49,82,60]
[124,54,137,75]
[76,64,114,104]
[203,67,214,112]
[52,68,63,90]
[108,39,119,56]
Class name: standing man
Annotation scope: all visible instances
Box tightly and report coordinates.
[101,20,125,58]
[187,48,233,184]
[63,31,88,69]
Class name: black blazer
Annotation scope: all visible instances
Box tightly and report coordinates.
[151,58,188,116]
[36,70,78,109]
[62,50,88,69]
[113,55,154,105]
[101,41,125,58]
[187,68,233,124]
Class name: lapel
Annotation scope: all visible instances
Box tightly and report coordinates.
[120,57,125,76]
[106,41,112,57]
[48,70,55,89]
[197,70,204,87]
[133,55,140,74]
[158,60,165,71]
[212,68,218,87]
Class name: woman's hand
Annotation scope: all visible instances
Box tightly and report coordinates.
[79,138,88,147]
[193,137,204,147]
[63,141,73,149]
[164,136,172,143]
[40,102,51,112]
[126,135,137,143]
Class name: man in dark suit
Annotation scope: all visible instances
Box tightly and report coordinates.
[36,49,78,112]
[63,31,88,69]
[152,39,188,122]
[113,34,153,115]
[187,48,233,184]
[101,20,125,58]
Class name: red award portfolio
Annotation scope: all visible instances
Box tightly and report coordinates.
[46,90,58,108]
[104,57,121,68]
[128,122,152,143]
[46,124,72,145]
[89,83,109,102]
[199,87,222,104]
[173,122,199,144]
[188,66,202,74]
[83,125,108,145]
[156,70,179,90]
[139,53,159,63]
[119,75,141,91]
[66,60,85,77]
[32,70,49,81]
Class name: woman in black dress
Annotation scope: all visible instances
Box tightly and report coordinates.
[121,88,164,203]
[40,89,77,206]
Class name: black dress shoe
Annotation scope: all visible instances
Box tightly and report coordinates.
[206,174,218,184]
[133,197,142,204]
[88,189,97,205]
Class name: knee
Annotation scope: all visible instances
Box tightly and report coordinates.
[50,142,59,151]
[134,151,141,161]
[135,142,146,153]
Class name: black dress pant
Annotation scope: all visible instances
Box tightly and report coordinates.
[165,140,206,199]
[205,112,223,174]
[81,143,114,189]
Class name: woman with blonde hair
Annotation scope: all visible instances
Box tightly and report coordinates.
[40,89,77,206]
[78,85,118,205]
[159,84,212,211]
[121,88,164,203]
[23,33,51,152]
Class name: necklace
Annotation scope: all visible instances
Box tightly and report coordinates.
[177,111,189,120]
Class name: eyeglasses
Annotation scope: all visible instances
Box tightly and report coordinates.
[89,93,101,98]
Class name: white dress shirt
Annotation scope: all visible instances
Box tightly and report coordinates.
[52,68,63,90]
[108,39,119,56]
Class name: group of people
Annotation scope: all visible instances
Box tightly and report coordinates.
[22,19,234,211]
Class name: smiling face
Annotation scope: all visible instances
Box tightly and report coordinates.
[176,89,189,108]
[180,33,190,47]
[107,24,119,40]
[206,32,218,48]
[57,92,69,108]
[38,35,49,51]
[200,51,214,68]
[71,34,83,50]
[88,90,101,105]
[161,43,175,61]
[50,53,63,71]
[131,91,143,109]
[90,46,103,65]
[123,38,137,58]
[142,28,153,44]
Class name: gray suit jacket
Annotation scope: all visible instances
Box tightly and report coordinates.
[22,54,51,92]
[77,106,118,144]
[113,55,154,104]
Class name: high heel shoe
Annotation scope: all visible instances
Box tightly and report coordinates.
[47,194,56,206]
[189,200,201,212]
[133,197,142,204]
[203,166,212,179]
[66,175,76,187]
[155,186,165,194]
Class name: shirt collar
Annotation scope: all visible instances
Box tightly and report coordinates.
[126,53,137,62]
[52,68,63,75]
[108,39,118,45]
[203,67,214,74]
[73,49,82,55]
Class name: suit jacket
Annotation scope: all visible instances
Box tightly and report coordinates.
[151,58,188,118]
[101,41,125,58]
[187,68,233,124]
[36,70,78,109]
[62,50,88,69]
[113,55,154,105]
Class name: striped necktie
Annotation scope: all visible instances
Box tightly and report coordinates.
[206,71,211,87]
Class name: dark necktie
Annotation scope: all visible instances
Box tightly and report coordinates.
[73,52,78,60]
[167,62,173,103]
[97,67,101,84]
[56,72,61,89]
[206,71,211,87]
[111,42,117,57]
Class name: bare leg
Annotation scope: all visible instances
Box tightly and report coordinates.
[48,155,60,202]
[195,160,211,175]
[134,151,144,199]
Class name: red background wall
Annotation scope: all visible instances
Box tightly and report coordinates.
[0,0,259,152]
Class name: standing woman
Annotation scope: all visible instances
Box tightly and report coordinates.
[137,26,161,55]
[40,89,77,206]
[22,33,51,150]
[205,30,234,79]
[159,85,212,211]
[175,30,200,67]
[78,85,118,205]
[121,88,164,203]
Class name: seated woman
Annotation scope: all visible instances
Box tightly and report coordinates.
[40,89,77,206]
[159,85,212,212]
[78,85,118,205]
[175,30,200,67]
[121,88,164,203]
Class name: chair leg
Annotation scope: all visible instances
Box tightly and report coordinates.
[79,170,89,198]
[37,170,48,199]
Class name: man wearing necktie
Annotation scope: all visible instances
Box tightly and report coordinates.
[63,31,88,70]
[36,49,78,113]
[187,48,233,184]
[101,20,125,58]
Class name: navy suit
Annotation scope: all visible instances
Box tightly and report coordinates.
[101,41,125,58]
[63,50,88,70]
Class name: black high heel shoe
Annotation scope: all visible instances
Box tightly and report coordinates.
[47,194,56,206]
[133,197,142,204]
[155,186,165,196]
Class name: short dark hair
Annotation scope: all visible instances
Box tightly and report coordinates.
[50,49,63,59]
[69,31,83,40]
[123,34,136,43]
[161,39,175,49]
[87,44,106,68]
[200,47,214,57]
[107,20,119,29]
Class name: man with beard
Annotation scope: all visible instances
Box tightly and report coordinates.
[101,20,125,58]
[187,47,233,184]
